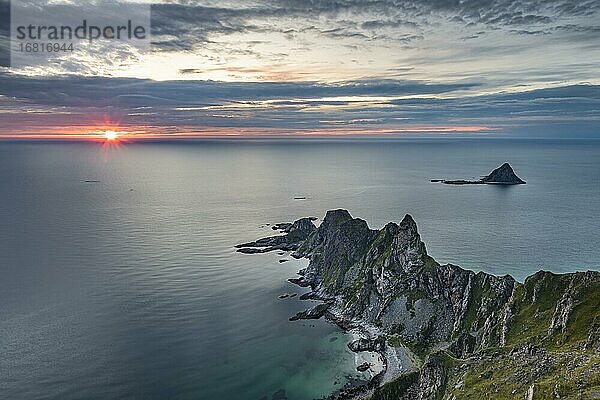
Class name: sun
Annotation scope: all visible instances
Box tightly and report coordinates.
[104,130,119,141]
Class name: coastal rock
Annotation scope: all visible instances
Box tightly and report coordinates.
[357,362,371,372]
[299,291,317,300]
[272,223,292,231]
[348,337,386,353]
[294,210,517,356]
[236,217,317,253]
[288,277,311,287]
[481,163,526,184]
[237,247,271,254]
[238,210,600,399]
[289,302,332,321]
[244,210,518,356]
[433,162,526,185]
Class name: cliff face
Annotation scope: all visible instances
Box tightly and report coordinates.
[294,209,517,357]
[238,210,600,399]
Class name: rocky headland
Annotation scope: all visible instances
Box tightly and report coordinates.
[236,217,317,253]
[237,210,599,399]
[432,162,527,185]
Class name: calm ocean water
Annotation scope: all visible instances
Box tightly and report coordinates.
[1,138,599,399]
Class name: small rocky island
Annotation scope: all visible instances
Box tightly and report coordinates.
[432,162,526,185]
[237,210,599,400]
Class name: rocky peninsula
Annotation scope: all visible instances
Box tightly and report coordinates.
[237,210,599,399]
[432,162,526,185]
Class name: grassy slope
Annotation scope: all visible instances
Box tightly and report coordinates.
[370,271,600,399]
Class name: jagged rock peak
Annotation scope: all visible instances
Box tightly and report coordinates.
[237,211,600,400]
[316,209,372,239]
[322,209,353,226]
[481,162,526,184]
[288,217,317,233]
[400,214,418,231]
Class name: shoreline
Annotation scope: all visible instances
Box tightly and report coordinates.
[290,283,417,400]
[237,210,600,399]
[238,216,419,399]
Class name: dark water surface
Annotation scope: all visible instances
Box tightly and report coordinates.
[1,138,599,399]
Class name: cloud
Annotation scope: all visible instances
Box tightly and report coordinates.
[0,1,596,141]
[0,72,598,137]
[144,0,600,54]
[0,73,480,106]
[0,0,597,83]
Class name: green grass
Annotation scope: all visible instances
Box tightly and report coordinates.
[372,271,600,400]
[447,350,599,399]
[505,272,568,346]
[371,372,420,400]
[387,335,404,348]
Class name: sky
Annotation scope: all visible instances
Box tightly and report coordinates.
[0,0,599,138]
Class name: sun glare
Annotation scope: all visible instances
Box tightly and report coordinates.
[104,130,119,141]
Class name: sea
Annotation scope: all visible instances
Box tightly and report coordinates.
[1,138,599,400]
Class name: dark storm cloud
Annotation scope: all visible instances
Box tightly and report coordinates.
[1,0,598,56]
[150,4,251,50]
[149,0,600,42]
[1,0,598,48]
[0,73,480,107]
[142,0,600,51]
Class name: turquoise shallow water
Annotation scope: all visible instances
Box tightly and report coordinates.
[1,138,599,399]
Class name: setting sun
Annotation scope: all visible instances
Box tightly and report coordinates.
[104,130,119,140]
